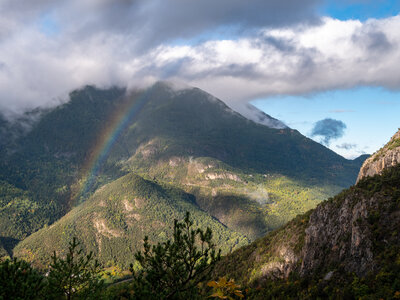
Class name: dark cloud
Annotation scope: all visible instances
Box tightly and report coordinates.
[1,0,321,51]
[311,118,347,146]
[336,143,357,150]
[1,1,400,116]
[255,36,297,52]
[352,29,393,53]
[158,57,194,79]
[189,63,262,80]
[97,0,319,49]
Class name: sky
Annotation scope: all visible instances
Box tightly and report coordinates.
[0,0,399,158]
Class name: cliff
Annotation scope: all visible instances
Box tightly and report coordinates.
[214,130,400,298]
[357,129,400,182]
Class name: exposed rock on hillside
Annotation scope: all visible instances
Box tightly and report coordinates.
[14,173,249,267]
[357,129,400,182]
[300,189,379,276]
[215,146,400,289]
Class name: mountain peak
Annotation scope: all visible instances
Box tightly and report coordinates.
[357,129,400,182]
[151,81,287,129]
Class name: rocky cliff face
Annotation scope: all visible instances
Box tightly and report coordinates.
[295,130,400,278]
[215,131,400,287]
[256,177,398,279]
[300,188,385,277]
[357,129,400,182]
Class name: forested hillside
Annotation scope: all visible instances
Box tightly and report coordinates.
[0,82,365,264]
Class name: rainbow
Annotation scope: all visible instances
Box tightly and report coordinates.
[73,88,151,204]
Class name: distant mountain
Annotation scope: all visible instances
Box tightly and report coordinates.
[0,82,366,263]
[352,153,370,165]
[0,241,7,258]
[213,131,400,299]
[101,82,363,183]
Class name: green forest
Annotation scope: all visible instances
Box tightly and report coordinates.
[2,164,400,299]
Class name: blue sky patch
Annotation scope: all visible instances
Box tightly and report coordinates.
[38,13,60,36]
[252,87,400,158]
[321,0,400,21]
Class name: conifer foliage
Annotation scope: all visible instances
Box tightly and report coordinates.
[47,237,104,300]
[129,212,221,299]
[0,257,46,300]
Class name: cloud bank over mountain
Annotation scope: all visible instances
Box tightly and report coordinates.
[1,0,400,117]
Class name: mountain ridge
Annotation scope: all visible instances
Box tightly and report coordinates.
[0,82,366,265]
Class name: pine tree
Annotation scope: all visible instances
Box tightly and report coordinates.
[47,237,104,299]
[130,212,221,299]
[0,257,46,300]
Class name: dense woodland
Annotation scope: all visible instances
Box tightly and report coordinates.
[0,84,364,260]
[1,164,400,299]
[0,84,386,299]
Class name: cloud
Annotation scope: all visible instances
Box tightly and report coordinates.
[149,15,400,107]
[0,0,321,115]
[0,0,320,46]
[336,143,357,150]
[1,1,400,118]
[311,118,347,146]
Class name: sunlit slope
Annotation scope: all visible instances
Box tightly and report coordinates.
[122,155,342,237]
[14,173,248,268]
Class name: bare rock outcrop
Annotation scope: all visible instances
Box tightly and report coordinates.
[255,189,384,279]
[300,192,376,276]
[357,129,400,182]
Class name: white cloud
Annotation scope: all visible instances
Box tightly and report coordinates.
[172,16,400,105]
[0,0,400,117]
